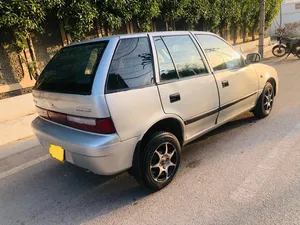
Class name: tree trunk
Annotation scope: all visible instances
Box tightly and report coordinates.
[233,25,237,45]
[59,22,68,46]
[252,26,255,41]
[172,20,176,30]
[104,24,109,36]
[130,21,134,33]
[18,51,30,80]
[96,18,102,38]
[12,31,29,80]
[242,23,247,43]
[219,23,224,38]
[63,19,72,44]
[126,22,131,34]
[26,35,39,76]
[151,21,157,32]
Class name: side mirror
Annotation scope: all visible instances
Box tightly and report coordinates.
[246,53,262,64]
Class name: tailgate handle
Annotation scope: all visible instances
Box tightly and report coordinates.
[170,93,181,103]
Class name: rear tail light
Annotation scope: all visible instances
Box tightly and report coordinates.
[36,107,48,119]
[48,111,68,125]
[36,106,116,134]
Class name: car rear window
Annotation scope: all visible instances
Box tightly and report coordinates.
[35,41,108,94]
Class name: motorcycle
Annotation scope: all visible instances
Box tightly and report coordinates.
[272,28,300,59]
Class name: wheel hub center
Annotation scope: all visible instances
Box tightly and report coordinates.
[160,155,170,167]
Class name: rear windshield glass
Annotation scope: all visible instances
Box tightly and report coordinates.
[35,41,108,94]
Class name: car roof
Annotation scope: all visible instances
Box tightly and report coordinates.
[69,31,214,47]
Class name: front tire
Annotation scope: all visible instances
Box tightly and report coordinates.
[135,132,181,191]
[272,45,287,57]
[253,82,274,119]
[295,46,300,59]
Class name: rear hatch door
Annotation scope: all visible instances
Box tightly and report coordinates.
[33,37,119,119]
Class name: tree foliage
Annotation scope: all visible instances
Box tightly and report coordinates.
[180,0,210,30]
[95,0,138,31]
[265,0,283,29]
[135,0,161,32]
[56,0,98,41]
[159,0,182,30]
[0,0,47,51]
[0,0,283,47]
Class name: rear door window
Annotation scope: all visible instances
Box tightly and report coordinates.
[153,37,178,81]
[162,35,208,78]
[106,37,154,92]
[35,41,108,94]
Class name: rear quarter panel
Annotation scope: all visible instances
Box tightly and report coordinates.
[105,86,167,141]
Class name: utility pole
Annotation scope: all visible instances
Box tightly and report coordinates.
[259,0,265,58]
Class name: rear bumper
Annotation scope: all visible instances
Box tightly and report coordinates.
[32,117,138,175]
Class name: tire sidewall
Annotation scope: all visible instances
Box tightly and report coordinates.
[272,45,287,57]
[142,132,181,191]
[260,83,274,116]
[296,49,300,59]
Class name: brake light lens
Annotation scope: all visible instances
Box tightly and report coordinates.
[36,107,48,119]
[48,111,68,125]
[36,106,116,134]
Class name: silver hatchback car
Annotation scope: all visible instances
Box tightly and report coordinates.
[32,31,279,191]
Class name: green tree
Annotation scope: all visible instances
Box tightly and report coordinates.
[0,0,47,51]
[240,0,258,42]
[265,0,283,30]
[204,0,221,32]
[180,0,209,30]
[229,0,242,44]
[159,0,183,31]
[218,0,235,38]
[95,0,139,33]
[55,0,98,41]
[135,0,161,32]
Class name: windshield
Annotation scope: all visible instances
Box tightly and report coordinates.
[35,41,108,94]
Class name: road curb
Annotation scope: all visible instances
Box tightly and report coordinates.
[0,93,35,123]
[0,136,39,160]
[0,113,37,147]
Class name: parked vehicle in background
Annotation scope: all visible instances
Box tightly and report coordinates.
[32,31,279,191]
[272,28,300,59]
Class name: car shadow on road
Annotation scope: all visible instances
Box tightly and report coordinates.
[1,112,260,225]
[1,155,152,225]
[263,55,299,65]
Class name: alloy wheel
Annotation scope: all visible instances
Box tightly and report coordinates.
[264,88,274,112]
[150,142,178,182]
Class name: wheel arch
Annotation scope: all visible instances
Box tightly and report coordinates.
[129,116,185,177]
[140,117,185,148]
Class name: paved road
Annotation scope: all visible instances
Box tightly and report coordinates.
[1,56,300,225]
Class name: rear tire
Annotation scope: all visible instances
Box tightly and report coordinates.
[133,132,181,191]
[253,82,274,119]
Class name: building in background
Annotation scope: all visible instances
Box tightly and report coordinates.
[268,0,300,36]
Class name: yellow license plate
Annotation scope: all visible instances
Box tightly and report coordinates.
[49,145,64,162]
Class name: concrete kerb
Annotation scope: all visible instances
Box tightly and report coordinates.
[0,93,37,147]
[0,136,39,160]
[0,93,35,122]
[0,113,37,146]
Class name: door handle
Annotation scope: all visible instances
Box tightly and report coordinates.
[222,80,229,88]
[170,93,181,103]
